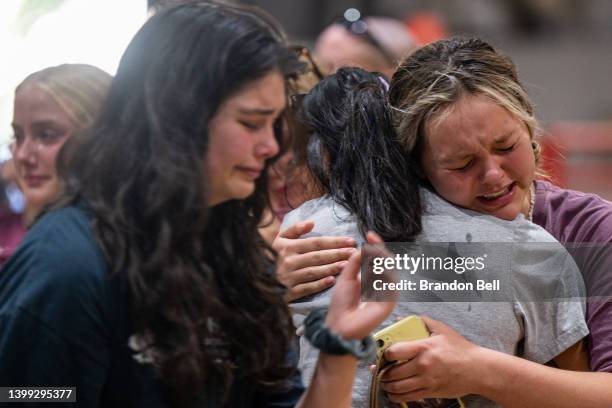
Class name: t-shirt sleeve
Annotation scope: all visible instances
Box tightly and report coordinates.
[0,219,112,407]
[583,242,612,372]
[533,181,612,371]
[510,239,588,364]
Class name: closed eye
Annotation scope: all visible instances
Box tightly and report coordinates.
[449,160,473,172]
[34,128,66,145]
[498,143,516,152]
[239,120,263,131]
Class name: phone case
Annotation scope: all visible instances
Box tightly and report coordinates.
[374,315,430,361]
[371,316,466,408]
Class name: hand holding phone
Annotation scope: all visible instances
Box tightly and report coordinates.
[370,316,465,408]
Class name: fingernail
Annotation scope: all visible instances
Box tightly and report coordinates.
[344,248,356,255]
[345,238,356,246]
[326,276,336,284]
[338,261,348,269]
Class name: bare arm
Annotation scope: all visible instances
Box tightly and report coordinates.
[473,346,612,408]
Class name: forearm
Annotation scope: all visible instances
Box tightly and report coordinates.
[296,353,358,408]
[475,347,612,408]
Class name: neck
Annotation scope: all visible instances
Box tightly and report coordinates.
[521,181,535,220]
[24,203,42,227]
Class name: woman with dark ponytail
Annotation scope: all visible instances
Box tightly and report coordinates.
[281,67,587,407]
[0,3,394,407]
[298,69,421,242]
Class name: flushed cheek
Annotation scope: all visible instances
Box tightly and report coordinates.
[430,173,472,204]
[41,146,62,173]
[511,157,535,186]
[17,145,60,180]
[22,177,61,206]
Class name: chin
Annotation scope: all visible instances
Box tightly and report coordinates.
[232,185,256,201]
[488,206,522,221]
[24,191,56,208]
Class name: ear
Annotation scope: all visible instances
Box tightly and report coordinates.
[531,140,541,165]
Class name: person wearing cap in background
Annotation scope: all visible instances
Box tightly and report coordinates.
[314,9,419,79]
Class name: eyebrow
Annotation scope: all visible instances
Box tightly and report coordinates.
[12,119,63,128]
[237,107,279,115]
[439,153,472,165]
[493,130,516,143]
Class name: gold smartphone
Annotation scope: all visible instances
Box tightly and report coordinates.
[374,315,430,361]
[372,316,466,408]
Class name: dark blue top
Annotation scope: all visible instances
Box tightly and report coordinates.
[0,206,304,407]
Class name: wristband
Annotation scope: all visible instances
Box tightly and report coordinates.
[304,308,376,360]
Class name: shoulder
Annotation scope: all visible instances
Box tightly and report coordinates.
[534,180,612,243]
[281,196,361,240]
[0,206,110,320]
[419,187,557,243]
[10,205,106,279]
[282,196,346,224]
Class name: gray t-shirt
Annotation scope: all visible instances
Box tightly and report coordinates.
[282,188,588,408]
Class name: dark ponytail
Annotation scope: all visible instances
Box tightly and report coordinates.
[299,67,422,242]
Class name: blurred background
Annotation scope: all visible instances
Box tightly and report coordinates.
[1,0,611,197]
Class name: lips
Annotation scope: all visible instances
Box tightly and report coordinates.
[23,175,50,188]
[236,166,263,179]
[476,182,515,206]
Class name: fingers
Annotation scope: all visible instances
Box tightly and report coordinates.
[380,359,420,382]
[366,231,383,244]
[284,248,355,271]
[286,276,337,302]
[291,260,347,284]
[336,250,362,284]
[278,221,315,239]
[381,375,428,399]
[363,231,388,259]
[386,388,430,404]
[420,315,452,335]
[378,360,435,404]
[283,236,356,254]
[286,260,349,301]
[385,339,425,362]
[346,300,396,338]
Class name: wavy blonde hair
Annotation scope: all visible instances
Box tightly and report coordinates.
[17,64,112,131]
[389,37,542,171]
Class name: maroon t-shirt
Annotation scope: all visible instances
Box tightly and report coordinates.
[533,180,612,372]
[0,207,26,269]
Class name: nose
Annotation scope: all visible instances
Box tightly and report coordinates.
[255,125,280,160]
[480,156,505,188]
[13,137,38,165]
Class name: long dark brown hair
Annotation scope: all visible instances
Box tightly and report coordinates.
[58,2,301,404]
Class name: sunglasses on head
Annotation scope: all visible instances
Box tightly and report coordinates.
[289,45,325,81]
[336,8,396,66]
